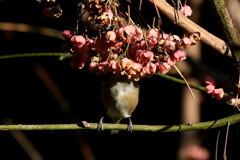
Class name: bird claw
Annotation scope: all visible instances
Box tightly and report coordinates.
[127,117,133,132]
[127,125,132,132]
[97,117,104,132]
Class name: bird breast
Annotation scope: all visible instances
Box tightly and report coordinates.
[101,74,139,120]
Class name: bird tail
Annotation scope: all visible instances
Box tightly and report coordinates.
[110,118,122,134]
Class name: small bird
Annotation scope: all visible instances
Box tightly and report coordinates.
[98,74,139,134]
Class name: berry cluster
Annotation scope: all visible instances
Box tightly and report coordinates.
[205,77,224,100]
[61,0,200,81]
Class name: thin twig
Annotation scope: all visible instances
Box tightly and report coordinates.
[0,22,64,40]
[137,0,142,22]
[173,65,195,99]
[152,0,161,20]
[128,1,151,28]
[215,130,221,160]
[128,5,131,24]
[155,73,230,96]
[139,0,142,11]
[0,53,71,59]
[223,122,230,160]
[119,4,135,25]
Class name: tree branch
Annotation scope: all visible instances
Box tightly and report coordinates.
[210,0,240,62]
[146,0,232,58]
[0,114,239,132]
[210,0,240,102]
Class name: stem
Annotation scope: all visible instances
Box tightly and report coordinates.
[157,71,201,85]
[173,65,195,99]
[128,1,150,29]
[152,0,161,20]
[215,130,220,160]
[0,114,240,132]
[0,53,71,59]
[155,73,230,97]
[223,122,230,160]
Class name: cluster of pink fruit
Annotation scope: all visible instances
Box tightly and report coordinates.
[205,77,224,100]
[41,0,225,100]
[61,0,200,81]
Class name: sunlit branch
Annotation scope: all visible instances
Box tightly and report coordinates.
[147,0,232,58]
[0,113,239,132]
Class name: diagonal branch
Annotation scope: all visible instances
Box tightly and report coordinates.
[146,0,232,58]
[210,0,240,62]
[0,113,240,132]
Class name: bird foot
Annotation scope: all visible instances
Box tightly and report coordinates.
[127,117,133,132]
[97,117,104,132]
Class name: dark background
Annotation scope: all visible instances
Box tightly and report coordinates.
[0,0,239,159]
